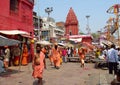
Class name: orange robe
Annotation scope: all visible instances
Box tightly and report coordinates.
[48,49,53,64]
[73,49,76,57]
[52,48,61,67]
[22,52,28,65]
[21,47,28,65]
[32,51,45,78]
[78,48,85,64]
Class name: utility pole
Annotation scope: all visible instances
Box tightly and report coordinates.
[36,0,42,41]
[86,15,91,34]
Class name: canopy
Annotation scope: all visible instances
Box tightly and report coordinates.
[36,40,52,45]
[69,38,82,43]
[0,35,21,46]
[58,43,66,47]
[0,30,29,35]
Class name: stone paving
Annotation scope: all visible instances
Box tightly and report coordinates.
[0,59,115,85]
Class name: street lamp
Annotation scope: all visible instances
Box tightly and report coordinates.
[36,0,41,41]
[45,7,53,41]
[86,15,91,34]
[45,7,53,21]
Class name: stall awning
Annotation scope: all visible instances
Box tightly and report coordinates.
[69,38,82,43]
[21,34,32,39]
[0,30,29,35]
[0,35,21,46]
[36,40,52,45]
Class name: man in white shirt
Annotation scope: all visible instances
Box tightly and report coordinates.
[107,44,118,75]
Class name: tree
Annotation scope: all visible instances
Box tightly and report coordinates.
[91,32,100,42]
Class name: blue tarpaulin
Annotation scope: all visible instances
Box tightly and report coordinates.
[0,35,21,46]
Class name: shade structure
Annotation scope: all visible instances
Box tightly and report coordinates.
[0,30,29,35]
[36,40,52,45]
[0,35,21,46]
[69,38,82,43]
[58,43,66,47]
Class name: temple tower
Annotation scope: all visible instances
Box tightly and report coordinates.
[65,7,79,36]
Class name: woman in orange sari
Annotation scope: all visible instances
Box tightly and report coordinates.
[32,46,46,85]
[21,44,29,65]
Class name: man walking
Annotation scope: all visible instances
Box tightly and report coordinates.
[107,44,118,75]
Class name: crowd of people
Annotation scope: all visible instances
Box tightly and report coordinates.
[32,44,89,85]
[32,43,120,85]
[1,42,120,85]
[95,44,120,85]
[0,43,30,73]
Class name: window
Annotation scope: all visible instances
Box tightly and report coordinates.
[10,0,19,12]
[28,0,34,4]
[69,30,72,35]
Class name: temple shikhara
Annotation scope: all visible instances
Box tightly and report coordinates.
[65,7,93,48]
[65,7,79,36]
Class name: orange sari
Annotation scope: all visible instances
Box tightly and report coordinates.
[21,46,28,65]
[21,52,28,65]
[73,49,76,57]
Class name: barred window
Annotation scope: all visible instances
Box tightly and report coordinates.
[10,0,18,12]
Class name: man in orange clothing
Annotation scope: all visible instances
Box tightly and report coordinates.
[32,46,46,85]
[52,45,61,69]
[48,46,53,66]
[78,47,87,68]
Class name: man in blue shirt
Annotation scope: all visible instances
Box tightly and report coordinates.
[107,44,118,75]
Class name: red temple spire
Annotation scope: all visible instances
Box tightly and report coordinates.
[65,7,79,35]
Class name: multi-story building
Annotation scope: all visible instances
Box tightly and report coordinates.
[33,11,43,40]
[56,22,65,37]
[42,17,64,42]
[0,0,34,34]
[33,14,65,42]
[0,0,34,57]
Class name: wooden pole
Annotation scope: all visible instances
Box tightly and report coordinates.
[117,15,119,46]
[18,43,24,71]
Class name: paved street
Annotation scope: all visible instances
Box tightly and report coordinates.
[0,59,114,85]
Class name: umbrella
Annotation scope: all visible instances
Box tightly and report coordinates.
[36,40,52,45]
[0,35,21,46]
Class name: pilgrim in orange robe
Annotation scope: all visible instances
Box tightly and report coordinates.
[21,44,29,65]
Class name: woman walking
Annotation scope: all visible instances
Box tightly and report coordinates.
[32,46,46,85]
